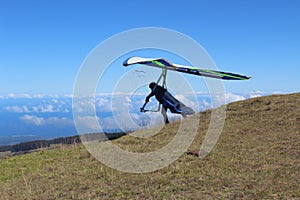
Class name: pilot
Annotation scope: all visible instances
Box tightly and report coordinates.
[141,82,194,124]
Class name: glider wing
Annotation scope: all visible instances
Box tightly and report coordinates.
[123,57,251,80]
[123,57,173,68]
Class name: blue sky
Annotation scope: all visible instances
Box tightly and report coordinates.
[1,0,300,95]
[1,0,299,144]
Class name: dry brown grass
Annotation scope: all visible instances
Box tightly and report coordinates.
[0,93,299,199]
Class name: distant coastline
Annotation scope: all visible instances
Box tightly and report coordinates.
[0,132,126,157]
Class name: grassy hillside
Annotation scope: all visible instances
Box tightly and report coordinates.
[0,93,299,199]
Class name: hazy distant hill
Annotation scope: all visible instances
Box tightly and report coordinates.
[0,93,299,199]
[0,132,125,155]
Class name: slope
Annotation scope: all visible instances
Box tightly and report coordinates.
[0,93,299,199]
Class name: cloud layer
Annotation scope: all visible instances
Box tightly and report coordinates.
[0,92,269,138]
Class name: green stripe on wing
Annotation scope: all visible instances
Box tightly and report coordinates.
[200,69,250,80]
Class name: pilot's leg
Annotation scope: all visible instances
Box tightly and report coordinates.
[161,106,169,124]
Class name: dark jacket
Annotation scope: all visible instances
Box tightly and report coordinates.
[146,85,166,104]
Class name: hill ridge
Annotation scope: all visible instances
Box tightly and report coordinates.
[0,92,299,199]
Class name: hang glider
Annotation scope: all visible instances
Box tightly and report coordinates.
[123,57,251,80]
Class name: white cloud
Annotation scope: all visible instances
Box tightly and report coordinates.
[175,94,199,112]
[51,99,59,103]
[100,112,164,133]
[249,93,262,98]
[74,115,100,132]
[224,93,246,104]
[39,104,56,112]
[2,93,63,99]
[20,115,45,126]
[63,94,74,98]
[20,114,73,127]
[201,99,212,110]
[110,96,132,112]
[99,116,118,131]
[4,105,30,113]
[46,117,74,126]
[207,93,246,108]
[72,99,95,113]
[95,97,112,112]
[6,93,32,99]
[4,104,67,113]
[32,106,39,113]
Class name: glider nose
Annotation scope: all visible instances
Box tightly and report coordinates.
[123,58,130,66]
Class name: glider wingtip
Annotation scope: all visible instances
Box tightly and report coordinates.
[123,58,131,67]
